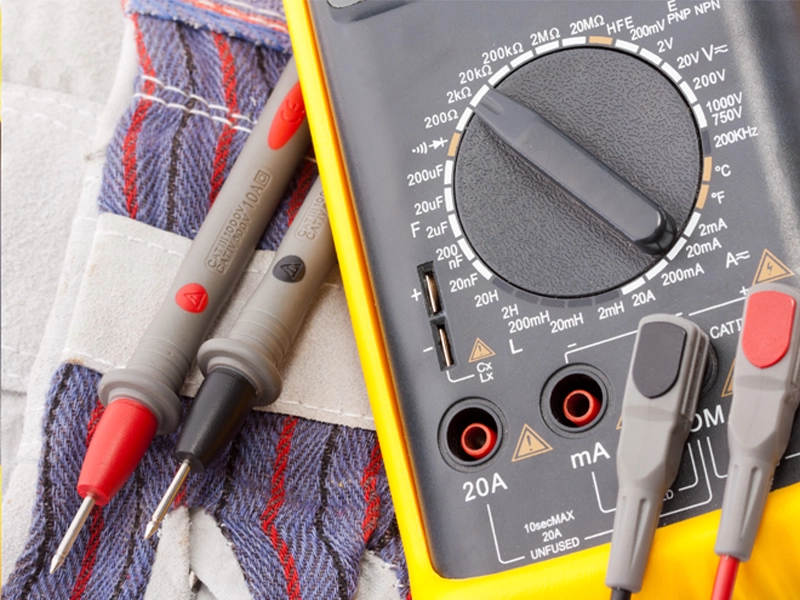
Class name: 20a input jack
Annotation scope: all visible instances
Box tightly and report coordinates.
[461,423,497,459]
[541,365,610,436]
[440,398,505,469]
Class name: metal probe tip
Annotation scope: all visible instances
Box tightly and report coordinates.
[145,460,192,540]
[50,495,97,574]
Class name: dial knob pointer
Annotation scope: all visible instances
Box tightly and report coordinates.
[473,87,676,255]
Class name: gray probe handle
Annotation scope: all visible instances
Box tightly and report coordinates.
[715,282,800,561]
[197,177,337,406]
[606,314,709,593]
[99,58,310,434]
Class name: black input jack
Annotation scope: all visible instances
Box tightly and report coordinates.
[439,398,505,470]
[701,342,719,396]
[541,365,610,436]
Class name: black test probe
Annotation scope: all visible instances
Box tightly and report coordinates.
[145,178,336,537]
[606,315,710,599]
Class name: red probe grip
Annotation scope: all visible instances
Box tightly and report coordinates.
[268,82,306,150]
[77,399,158,505]
[741,290,796,368]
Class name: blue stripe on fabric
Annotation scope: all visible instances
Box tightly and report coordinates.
[126,0,290,51]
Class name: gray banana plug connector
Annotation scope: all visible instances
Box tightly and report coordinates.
[606,315,710,597]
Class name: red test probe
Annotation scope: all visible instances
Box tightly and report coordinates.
[50,58,310,573]
[711,282,800,599]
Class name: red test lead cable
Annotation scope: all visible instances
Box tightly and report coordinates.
[50,58,310,573]
[711,282,800,600]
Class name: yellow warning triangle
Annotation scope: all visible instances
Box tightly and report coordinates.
[753,249,793,285]
[512,424,552,462]
[469,338,496,363]
[721,359,735,397]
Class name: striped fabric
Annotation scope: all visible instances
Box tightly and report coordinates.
[3,7,410,600]
[125,0,291,51]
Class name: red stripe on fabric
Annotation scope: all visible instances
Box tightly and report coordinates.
[180,0,288,33]
[208,33,239,206]
[173,485,188,508]
[260,417,302,600]
[85,401,105,446]
[287,160,317,225]
[123,15,157,219]
[360,442,383,543]
[68,507,105,600]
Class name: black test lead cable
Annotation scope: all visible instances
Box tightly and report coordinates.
[711,282,800,600]
[605,314,710,598]
[145,177,336,538]
[609,589,632,600]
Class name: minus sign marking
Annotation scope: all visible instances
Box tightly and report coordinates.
[423,347,434,352]
[584,529,613,541]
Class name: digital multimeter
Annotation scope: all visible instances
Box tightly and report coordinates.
[285,2,800,598]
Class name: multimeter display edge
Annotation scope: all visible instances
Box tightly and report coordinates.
[285,2,800,598]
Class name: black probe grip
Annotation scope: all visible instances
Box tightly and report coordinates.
[175,367,258,471]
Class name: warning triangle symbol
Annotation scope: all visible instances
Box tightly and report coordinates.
[721,359,735,398]
[469,338,496,363]
[184,292,206,310]
[512,424,552,462]
[753,249,793,285]
[280,262,303,281]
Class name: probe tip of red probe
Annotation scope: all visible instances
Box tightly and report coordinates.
[52,399,158,572]
[50,495,97,573]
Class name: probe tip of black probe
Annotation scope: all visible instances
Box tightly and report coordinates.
[145,460,192,539]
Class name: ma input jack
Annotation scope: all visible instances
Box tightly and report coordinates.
[563,389,602,427]
[542,365,610,436]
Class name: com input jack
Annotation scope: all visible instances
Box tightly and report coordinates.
[542,365,610,436]
[440,398,505,469]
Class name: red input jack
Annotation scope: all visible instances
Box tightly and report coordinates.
[563,390,602,427]
[441,399,504,467]
[542,366,608,433]
[460,423,498,459]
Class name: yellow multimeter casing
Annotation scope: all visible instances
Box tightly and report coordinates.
[285,1,800,598]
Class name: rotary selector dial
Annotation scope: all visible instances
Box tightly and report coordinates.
[453,47,703,299]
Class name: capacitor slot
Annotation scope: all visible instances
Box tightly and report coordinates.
[433,319,455,369]
[418,262,443,316]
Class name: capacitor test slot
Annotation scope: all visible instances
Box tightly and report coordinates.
[541,365,610,434]
[439,398,504,469]
[432,319,455,369]
[418,262,443,316]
